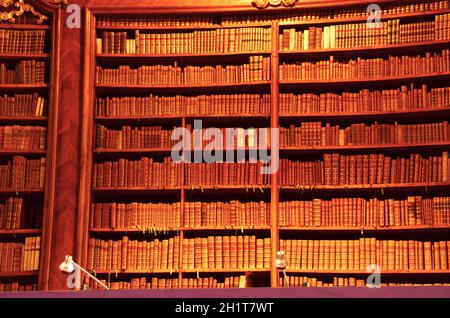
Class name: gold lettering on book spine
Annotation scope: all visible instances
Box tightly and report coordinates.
[252,0,299,9]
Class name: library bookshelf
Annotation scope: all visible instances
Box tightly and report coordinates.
[0,0,62,292]
[79,0,450,290]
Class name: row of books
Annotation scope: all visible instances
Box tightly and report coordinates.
[0,61,46,84]
[0,197,42,230]
[188,127,270,149]
[95,125,177,150]
[280,239,450,271]
[279,16,450,51]
[280,276,450,287]
[90,202,182,230]
[96,16,218,27]
[0,126,46,150]
[278,197,450,228]
[93,85,450,117]
[87,236,180,271]
[279,50,450,81]
[0,237,40,272]
[95,1,448,26]
[184,162,270,187]
[0,30,46,54]
[92,158,183,188]
[97,28,271,54]
[279,121,450,147]
[0,157,46,190]
[280,152,450,186]
[87,276,246,290]
[0,94,46,117]
[184,201,270,229]
[223,1,449,25]
[182,236,271,270]
[90,201,271,230]
[0,283,37,292]
[94,94,271,118]
[95,56,271,85]
[279,84,450,114]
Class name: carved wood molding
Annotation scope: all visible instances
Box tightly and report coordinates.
[1,0,67,24]
[252,0,299,9]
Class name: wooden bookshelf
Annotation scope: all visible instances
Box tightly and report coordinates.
[79,0,450,291]
[0,0,62,292]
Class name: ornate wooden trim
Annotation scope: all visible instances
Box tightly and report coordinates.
[252,0,299,9]
[0,0,67,24]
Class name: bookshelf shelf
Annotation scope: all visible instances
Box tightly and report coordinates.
[92,187,182,195]
[90,228,180,234]
[0,229,42,237]
[279,108,450,122]
[93,270,178,275]
[279,226,450,233]
[97,51,272,60]
[0,117,48,125]
[96,22,273,31]
[0,150,47,157]
[0,271,39,278]
[0,189,43,195]
[0,84,49,93]
[0,24,49,30]
[90,227,271,233]
[0,54,50,61]
[94,148,173,157]
[280,182,450,193]
[284,270,450,275]
[181,227,271,232]
[182,268,270,274]
[278,8,450,27]
[94,116,182,125]
[279,72,450,91]
[280,142,450,154]
[279,40,450,59]
[95,82,272,94]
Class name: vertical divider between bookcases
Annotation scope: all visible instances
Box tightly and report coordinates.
[179,117,187,285]
[39,6,62,291]
[270,21,280,288]
[77,9,96,272]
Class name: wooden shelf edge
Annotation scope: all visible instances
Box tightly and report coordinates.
[95,23,272,31]
[280,72,450,86]
[96,82,271,90]
[0,54,49,60]
[90,227,271,233]
[0,24,49,30]
[280,226,450,232]
[97,51,271,59]
[280,142,450,153]
[0,271,39,278]
[280,39,450,56]
[278,8,450,27]
[279,108,450,120]
[0,229,42,236]
[0,150,47,156]
[280,182,450,191]
[0,189,44,194]
[92,268,270,275]
[284,270,450,275]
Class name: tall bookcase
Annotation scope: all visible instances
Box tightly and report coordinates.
[79,0,450,290]
[0,0,61,291]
